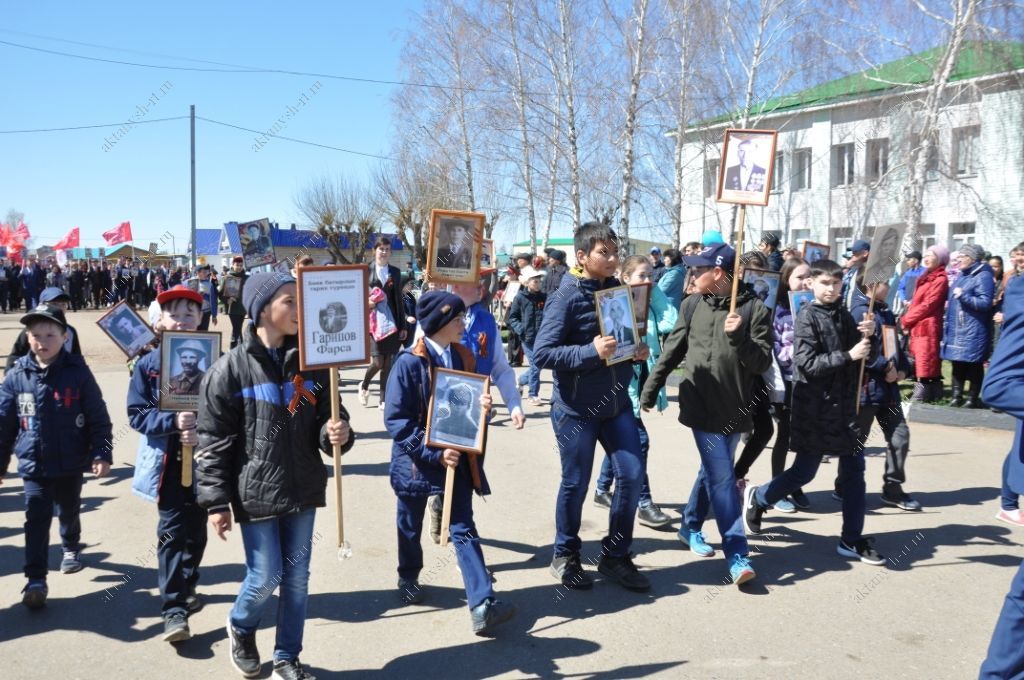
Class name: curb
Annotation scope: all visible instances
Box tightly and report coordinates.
[664,374,1016,432]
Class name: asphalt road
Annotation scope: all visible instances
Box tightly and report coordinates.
[0,307,1017,679]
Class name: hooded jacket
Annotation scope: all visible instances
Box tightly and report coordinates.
[0,350,113,478]
[195,323,354,521]
[941,260,995,363]
[789,300,877,456]
[642,289,773,433]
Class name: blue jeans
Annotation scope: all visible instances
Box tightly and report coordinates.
[1001,452,1019,511]
[756,452,866,543]
[683,431,748,559]
[231,509,316,662]
[23,475,83,580]
[551,404,643,559]
[981,557,1024,679]
[517,342,541,397]
[157,450,207,618]
[596,416,653,507]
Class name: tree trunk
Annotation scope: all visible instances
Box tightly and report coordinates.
[617,0,649,256]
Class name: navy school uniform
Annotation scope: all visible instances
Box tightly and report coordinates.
[383,337,494,609]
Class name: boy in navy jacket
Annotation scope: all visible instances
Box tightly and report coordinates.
[533,222,650,592]
[384,291,516,636]
[127,285,207,642]
[0,303,113,609]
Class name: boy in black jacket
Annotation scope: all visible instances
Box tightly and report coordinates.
[0,303,112,609]
[196,272,353,680]
[506,266,546,403]
[743,260,884,565]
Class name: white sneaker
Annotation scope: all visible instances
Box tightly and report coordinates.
[996,508,1024,527]
[378,403,385,411]
[358,388,369,407]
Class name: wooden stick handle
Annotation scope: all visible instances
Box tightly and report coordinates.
[181,444,193,487]
[440,465,456,547]
[330,367,344,546]
[855,290,878,415]
[729,205,748,314]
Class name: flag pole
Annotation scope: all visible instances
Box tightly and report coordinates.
[190,105,197,271]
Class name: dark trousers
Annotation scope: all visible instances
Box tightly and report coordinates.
[396,478,494,610]
[23,475,84,580]
[756,452,867,544]
[0,281,8,312]
[551,405,643,559]
[837,403,910,489]
[157,451,208,618]
[229,314,245,349]
[1001,452,1019,511]
[733,393,775,479]
[198,312,211,331]
[596,416,654,507]
[951,360,985,397]
[980,558,1024,679]
[361,354,396,403]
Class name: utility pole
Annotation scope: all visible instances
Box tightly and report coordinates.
[190,104,197,270]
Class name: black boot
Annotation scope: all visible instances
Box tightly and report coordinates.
[949,379,964,407]
[964,382,984,409]
[927,379,945,403]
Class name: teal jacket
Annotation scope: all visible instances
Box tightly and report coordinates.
[628,285,678,417]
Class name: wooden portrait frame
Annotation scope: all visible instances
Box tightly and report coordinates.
[96,300,157,359]
[159,330,222,412]
[629,282,652,336]
[742,268,782,310]
[425,209,485,285]
[296,265,371,371]
[802,241,831,264]
[594,284,638,366]
[882,324,899,361]
[715,128,779,206]
[425,368,490,454]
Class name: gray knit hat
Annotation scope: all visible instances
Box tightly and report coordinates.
[958,243,985,263]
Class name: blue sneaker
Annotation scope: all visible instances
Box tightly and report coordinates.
[678,530,715,557]
[22,579,48,610]
[773,498,797,513]
[729,554,756,586]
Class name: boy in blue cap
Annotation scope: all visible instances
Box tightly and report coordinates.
[384,290,516,635]
[0,303,113,608]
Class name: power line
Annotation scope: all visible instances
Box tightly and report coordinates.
[197,117,396,160]
[0,116,189,134]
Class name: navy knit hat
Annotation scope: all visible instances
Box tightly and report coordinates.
[243,272,295,327]
[416,291,465,336]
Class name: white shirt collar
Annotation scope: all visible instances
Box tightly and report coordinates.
[423,336,450,368]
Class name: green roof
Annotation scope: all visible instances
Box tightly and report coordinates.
[698,41,1024,127]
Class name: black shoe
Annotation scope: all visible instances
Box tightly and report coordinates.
[550,554,593,590]
[186,590,203,614]
[428,495,442,545]
[226,616,261,678]
[593,490,612,509]
[790,490,811,509]
[597,553,650,592]
[637,503,672,528]
[742,485,764,534]
[837,537,886,565]
[162,612,191,643]
[272,658,317,680]
[21,580,47,610]
[470,598,517,636]
[831,490,843,502]
[962,397,977,409]
[397,577,424,605]
[881,484,922,511]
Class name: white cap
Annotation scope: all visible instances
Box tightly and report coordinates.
[518,266,544,284]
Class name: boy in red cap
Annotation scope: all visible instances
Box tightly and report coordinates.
[127,284,207,642]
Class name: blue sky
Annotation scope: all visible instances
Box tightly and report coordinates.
[1,1,421,251]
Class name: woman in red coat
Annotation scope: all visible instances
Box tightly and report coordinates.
[901,244,950,402]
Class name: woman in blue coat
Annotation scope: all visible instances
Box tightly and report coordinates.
[940,243,995,408]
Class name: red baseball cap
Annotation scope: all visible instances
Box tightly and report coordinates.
[157,285,203,307]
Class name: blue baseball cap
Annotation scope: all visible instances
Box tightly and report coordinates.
[850,239,871,253]
[683,243,737,269]
[40,287,70,304]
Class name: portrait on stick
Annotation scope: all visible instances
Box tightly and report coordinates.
[425,368,489,454]
[716,128,778,206]
[97,301,157,359]
[594,285,638,366]
[426,210,484,284]
[159,331,221,412]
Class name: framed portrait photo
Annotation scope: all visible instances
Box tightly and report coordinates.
[425,368,489,454]
[743,268,782,310]
[159,331,222,412]
[96,301,157,359]
[235,218,276,269]
[716,128,779,206]
[629,282,651,336]
[802,241,831,264]
[426,209,484,285]
[295,265,371,371]
[594,285,638,366]
[503,280,521,306]
[882,325,899,361]
[222,276,242,300]
[480,239,496,275]
[863,223,907,286]
[789,290,815,316]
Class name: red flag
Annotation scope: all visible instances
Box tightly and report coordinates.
[53,227,80,250]
[102,221,133,246]
[15,222,30,241]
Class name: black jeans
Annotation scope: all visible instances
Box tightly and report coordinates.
[157,448,208,618]
[23,475,83,580]
[836,403,911,489]
[229,314,245,348]
[733,389,775,480]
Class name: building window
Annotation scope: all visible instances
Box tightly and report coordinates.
[771,152,784,193]
[831,143,855,187]
[907,223,937,253]
[793,148,812,190]
[953,125,980,177]
[704,159,720,198]
[949,222,976,251]
[831,227,853,258]
[865,138,889,183]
